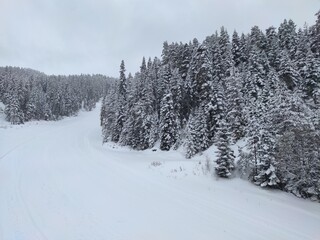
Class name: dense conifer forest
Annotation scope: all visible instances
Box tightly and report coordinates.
[0,66,112,124]
[101,11,320,201]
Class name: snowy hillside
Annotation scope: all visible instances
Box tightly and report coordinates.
[0,103,319,240]
[101,13,320,200]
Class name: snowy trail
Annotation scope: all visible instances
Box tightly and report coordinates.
[1,105,320,240]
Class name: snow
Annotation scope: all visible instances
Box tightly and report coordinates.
[1,103,320,240]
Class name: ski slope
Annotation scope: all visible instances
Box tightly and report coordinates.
[0,104,320,240]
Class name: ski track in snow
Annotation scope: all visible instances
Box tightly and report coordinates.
[0,103,320,240]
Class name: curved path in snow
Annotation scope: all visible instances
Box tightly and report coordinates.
[0,104,320,240]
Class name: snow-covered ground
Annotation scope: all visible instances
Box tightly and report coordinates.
[0,103,319,240]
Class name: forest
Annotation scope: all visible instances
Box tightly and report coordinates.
[101,11,320,201]
[0,66,111,124]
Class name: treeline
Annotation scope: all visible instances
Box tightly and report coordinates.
[0,66,112,124]
[101,11,320,201]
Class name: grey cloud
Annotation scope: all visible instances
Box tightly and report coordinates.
[0,0,319,77]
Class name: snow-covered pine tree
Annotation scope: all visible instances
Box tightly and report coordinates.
[5,91,24,124]
[219,27,233,77]
[231,30,242,67]
[265,26,281,71]
[278,19,297,59]
[225,72,246,142]
[295,26,310,79]
[159,93,178,151]
[185,105,210,158]
[112,60,127,142]
[215,119,235,178]
[185,108,200,159]
[253,128,280,188]
[302,49,320,102]
[310,10,320,57]
[188,44,213,107]
[101,84,118,143]
[278,49,300,91]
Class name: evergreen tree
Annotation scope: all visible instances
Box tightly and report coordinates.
[302,50,320,102]
[159,93,178,151]
[225,72,246,141]
[278,19,298,59]
[278,50,300,91]
[187,44,213,107]
[310,10,320,56]
[185,107,207,158]
[215,119,235,178]
[311,10,320,58]
[5,91,24,124]
[231,30,241,67]
[219,27,233,76]
[265,26,281,71]
[253,128,280,187]
[112,60,127,142]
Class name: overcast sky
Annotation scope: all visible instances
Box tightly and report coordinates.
[0,0,319,77]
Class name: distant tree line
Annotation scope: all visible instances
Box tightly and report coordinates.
[0,66,112,124]
[101,11,320,201]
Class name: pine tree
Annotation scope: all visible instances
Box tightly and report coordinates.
[159,93,178,151]
[278,50,300,91]
[249,26,267,51]
[295,26,310,78]
[170,68,183,126]
[302,49,320,102]
[278,19,297,59]
[253,129,280,187]
[211,39,224,82]
[5,92,24,124]
[102,85,118,143]
[188,44,213,107]
[178,43,192,80]
[265,26,281,71]
[219,27,233,76]
[310,10,320,57]
[232,30,241,67]
[185,108,202,158]
[25,89,37,121]
[148,112,159,148]
[185,105,210,158]
[112,60,127,142]
[215,119,235,178]
[225,72,246,141]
